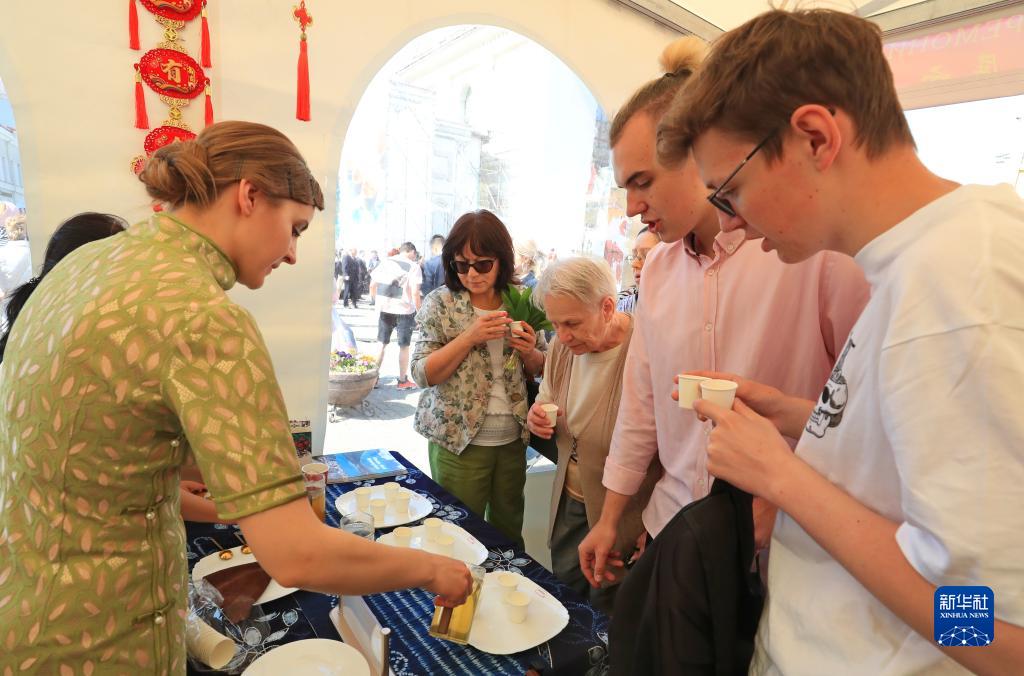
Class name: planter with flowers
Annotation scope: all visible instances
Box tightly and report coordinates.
[328,351,379,408]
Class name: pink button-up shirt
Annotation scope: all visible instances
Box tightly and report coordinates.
[603,229,870,536]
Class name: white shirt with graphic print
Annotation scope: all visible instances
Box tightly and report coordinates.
[753,184,1024,675]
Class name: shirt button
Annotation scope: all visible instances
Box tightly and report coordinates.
[170,439,180,448]
[707,268,715,276]
[704,323,712,332]
[145,510,156,521]
[154,613,165,625]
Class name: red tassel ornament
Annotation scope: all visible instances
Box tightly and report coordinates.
[201,1,212,68]
[134,66,149,129]
[293,2,313,122]
[129,0,140,50]
[297,37,310,121]
[204,80,214,127]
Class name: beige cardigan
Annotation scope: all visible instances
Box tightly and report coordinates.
[543,319,662,562]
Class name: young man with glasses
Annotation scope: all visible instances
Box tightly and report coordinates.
[660,9,1024,674]
[578,37,870,614]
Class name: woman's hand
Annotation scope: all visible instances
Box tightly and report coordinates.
[527,401,559,439]
[428,557,475,607]
[461,311,511,346]
[509,321,538,355]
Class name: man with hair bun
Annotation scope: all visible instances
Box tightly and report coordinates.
[577,36,869,670]
[0,121,472,673]
[661,8,1024,674]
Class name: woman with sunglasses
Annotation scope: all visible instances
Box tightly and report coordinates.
[410,210,546,546]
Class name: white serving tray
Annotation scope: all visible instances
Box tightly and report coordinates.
[376,522,487,565]
[334,487,432,527]
[469,571,569,655]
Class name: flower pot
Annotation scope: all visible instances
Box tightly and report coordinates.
[328,368,379,407]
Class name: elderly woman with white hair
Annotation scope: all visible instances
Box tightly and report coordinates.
[527,257,660,612]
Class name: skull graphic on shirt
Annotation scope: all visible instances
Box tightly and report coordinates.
[806,338,855,439]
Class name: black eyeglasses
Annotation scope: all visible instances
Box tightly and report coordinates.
[451,258,496,274]
[706,131,775,218]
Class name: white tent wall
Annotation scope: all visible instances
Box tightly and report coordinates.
[0,1,677,452]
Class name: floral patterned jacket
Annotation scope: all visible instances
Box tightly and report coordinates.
[411,287,546,454]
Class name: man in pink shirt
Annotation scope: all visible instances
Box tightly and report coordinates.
[577,37,870,586]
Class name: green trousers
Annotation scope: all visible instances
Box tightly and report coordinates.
[428,439,527,548]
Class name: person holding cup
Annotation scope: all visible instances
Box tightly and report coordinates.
[577,37,870,600]
[526,257,660,612]
[411,210,546,546]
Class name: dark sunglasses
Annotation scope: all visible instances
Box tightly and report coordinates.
[451,258,496,274]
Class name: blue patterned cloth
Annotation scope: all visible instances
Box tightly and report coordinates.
[186,451,610,675]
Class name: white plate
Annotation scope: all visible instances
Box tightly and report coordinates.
[376,522,487,565]
[242,638,370,676]
[334,487,433,528]
[469,572,569,655]
[192,545,297,605]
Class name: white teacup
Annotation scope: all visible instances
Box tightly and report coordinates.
[423,517,444,542]
[434,534,455,557]
[503,591,531,624]
[391,526,413,548]
[382,482,401,502]
[392,489,411,514]
[509,320,524,334]
[354,486,372,510]
[368,498,388,521]
[700,379,739,410]
[540,403,558,427]
[677,374,711,409]
[497,572,519,595]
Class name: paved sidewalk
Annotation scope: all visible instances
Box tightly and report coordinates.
[324,301,430,472]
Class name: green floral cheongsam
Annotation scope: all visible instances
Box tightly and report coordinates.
[0,214,305,674]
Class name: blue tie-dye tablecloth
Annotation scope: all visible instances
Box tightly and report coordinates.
[186,451,610,675]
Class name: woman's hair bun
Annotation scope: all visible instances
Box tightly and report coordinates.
[139,139,216,209]
[659,36,708,76]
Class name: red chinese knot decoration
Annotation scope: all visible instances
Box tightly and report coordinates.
[293,2,312,121]
[129,0,214,180]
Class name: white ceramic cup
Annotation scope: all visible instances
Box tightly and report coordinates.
[503,590,531,624]
[185,615,236,669]
[423,517,444,542]
[497,572,519,595]
[677,374,711,409]
[392,489,411,514]
[540,403,558,427]
[382,482,401,502]
[700,379,739,410]
[509,320,524,334]
[369,498,388,522]
[392,526,413,547]
[434,534,455,557]
[354,486,372,510]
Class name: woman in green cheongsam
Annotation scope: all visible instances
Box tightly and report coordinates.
[0,121,472,674]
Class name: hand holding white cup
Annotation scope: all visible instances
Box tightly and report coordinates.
[540,403,558,427]
[699,379,739,410]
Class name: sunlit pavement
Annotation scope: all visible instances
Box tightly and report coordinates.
[323,301,431,474]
